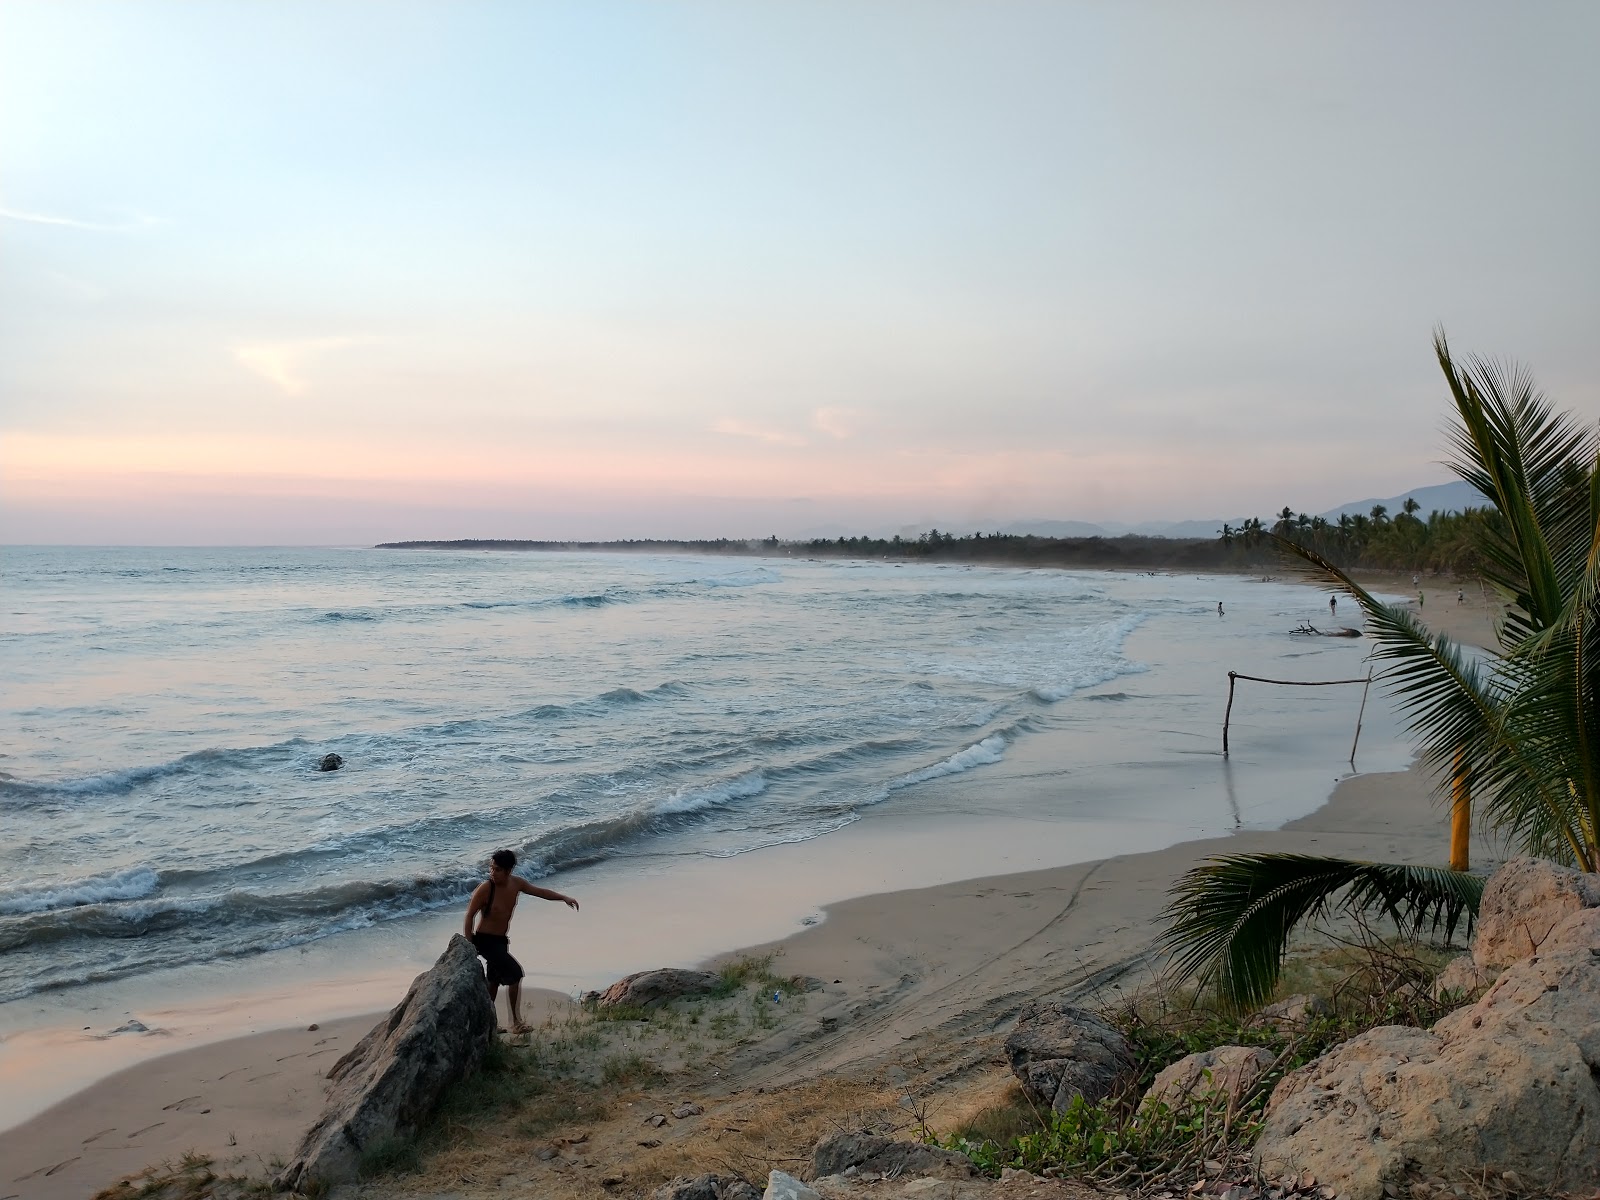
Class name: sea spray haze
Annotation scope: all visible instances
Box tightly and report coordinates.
[0,547,1403,1003]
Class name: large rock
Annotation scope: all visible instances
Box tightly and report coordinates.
[1141,1045,1274,1111]
[274,935,494,1190]
[766,1171,822,1200]
[1473,856,1600,969]
[813,1130,977,1180]
[1003,999,1135,1114]
[1431,953,1494,1002]
[654,1174,762,1200]
[597,967,723,1008]
[1255,946,1600,1198]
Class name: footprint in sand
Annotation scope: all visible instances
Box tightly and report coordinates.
[313,1036,338,1046]
[275,1051,302,1062]
[126,1123,165,1139]
[161,1095,205,1112]
[13,1156,80,1182]
[247,1071,279,1083]
[216,1066,249,1081]
[81,1128,117,1144]
[306,1047,340,1059]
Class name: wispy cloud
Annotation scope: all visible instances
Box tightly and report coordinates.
[234,336,366,396]
[711,418,808,447]
[0,207,165,232]
[812,407,858,440]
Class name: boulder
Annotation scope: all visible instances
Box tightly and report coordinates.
[766,1171,822,1200]
[1431,953,1494,1002]
[1544,904,1600,954]
[654,1175,762,1200]
[1140,1045,1274,1111]
[813,1130,977,1180]
[1251,993,1330,1031]
[1255,947,1600,1199]
[597,967,723,1008]
[274,935,495,1191]
[1003,999,1136,1113]
[1473,856,1600,970]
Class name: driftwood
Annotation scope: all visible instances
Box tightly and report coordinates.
[1289,622,1362,637]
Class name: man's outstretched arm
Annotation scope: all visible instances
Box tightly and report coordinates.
[517,879,580,910]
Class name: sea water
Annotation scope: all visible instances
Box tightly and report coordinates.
[0,547,1409,1006]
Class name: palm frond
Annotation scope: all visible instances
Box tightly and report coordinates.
[1162,853,1484,1011]
[1268,532,1592,867]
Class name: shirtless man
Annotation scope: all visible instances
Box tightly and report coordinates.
[463,849,579,1033]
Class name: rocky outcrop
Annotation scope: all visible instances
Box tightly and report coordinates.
[654,1174,761,1200]
[1004,999,1136,1114]
[1141,1045,1274,1110]
[1255,947,1600,1198]
[1473,855,1600,969]
[318,753,344,771]
[1431,953,1494,1001]
[766,1172,821,1200]
[813,1130,977,1180]
[596,968,724,1008]
[274,935,494,1191]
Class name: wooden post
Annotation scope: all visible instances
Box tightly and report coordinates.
[1450,744,1471,872]
[1223,672,1237,757]
[1349,666,1373,765]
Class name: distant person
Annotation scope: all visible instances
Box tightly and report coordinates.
[1458,588,1465,604]
[464,849,579,1034]
[1329,595,1337,617]
[1217,601,1224,617]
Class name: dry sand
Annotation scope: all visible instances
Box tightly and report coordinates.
[0,577,1506,1200]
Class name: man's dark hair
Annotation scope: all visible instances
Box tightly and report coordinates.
[492,849,517,871]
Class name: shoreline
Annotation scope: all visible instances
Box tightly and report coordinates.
[0,574,1502,1200]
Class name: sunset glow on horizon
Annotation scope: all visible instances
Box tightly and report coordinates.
[3,2,1597,544]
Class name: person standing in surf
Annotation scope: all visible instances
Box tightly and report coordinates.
[463,849,579,1034]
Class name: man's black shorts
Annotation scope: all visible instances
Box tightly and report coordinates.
[471,932,525,986]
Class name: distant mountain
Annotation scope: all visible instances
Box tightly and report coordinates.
[1317,480,1482,523]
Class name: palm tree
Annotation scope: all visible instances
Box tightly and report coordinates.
[1163,333,1600,1009]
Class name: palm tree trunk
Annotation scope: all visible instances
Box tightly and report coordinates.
[1450,745,1471,872]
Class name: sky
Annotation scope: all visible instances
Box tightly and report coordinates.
[2,1,1597,545]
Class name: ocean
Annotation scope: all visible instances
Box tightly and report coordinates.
[0,547,1409,1008]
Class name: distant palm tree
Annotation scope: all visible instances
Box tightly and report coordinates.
[1163,334,1600,1009]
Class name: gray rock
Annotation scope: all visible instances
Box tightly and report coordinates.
[765,1170,822,1200]
[274,935,494,1191]
[653,1175,761,1200]
[673,1101,705,1118]
[1473,856,1600,970]
[813,1130,977,1180]
[1141,1045,1274,1110]
[1003,999,1136,1113]
[319,753,344,772]
[1255,946,1600,1198]
[597,967,724,1008]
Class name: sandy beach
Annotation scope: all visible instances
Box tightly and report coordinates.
[0,574,1503,1200]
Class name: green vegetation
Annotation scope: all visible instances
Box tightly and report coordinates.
[1165,333,1600,1009]
[942,936,1460,1188]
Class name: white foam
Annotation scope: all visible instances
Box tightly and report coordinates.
[889,734,1007,791]
[0,866,160,915]
[652,771,767,816]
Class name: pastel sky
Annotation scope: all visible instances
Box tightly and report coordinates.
[3,1,1597,545]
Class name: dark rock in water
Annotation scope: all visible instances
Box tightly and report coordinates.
[319,753,344,772]
[597,967,723,1008]
[813,1130,977,1180]
[274,934,494,1191]
[1004,997,1136,1113]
